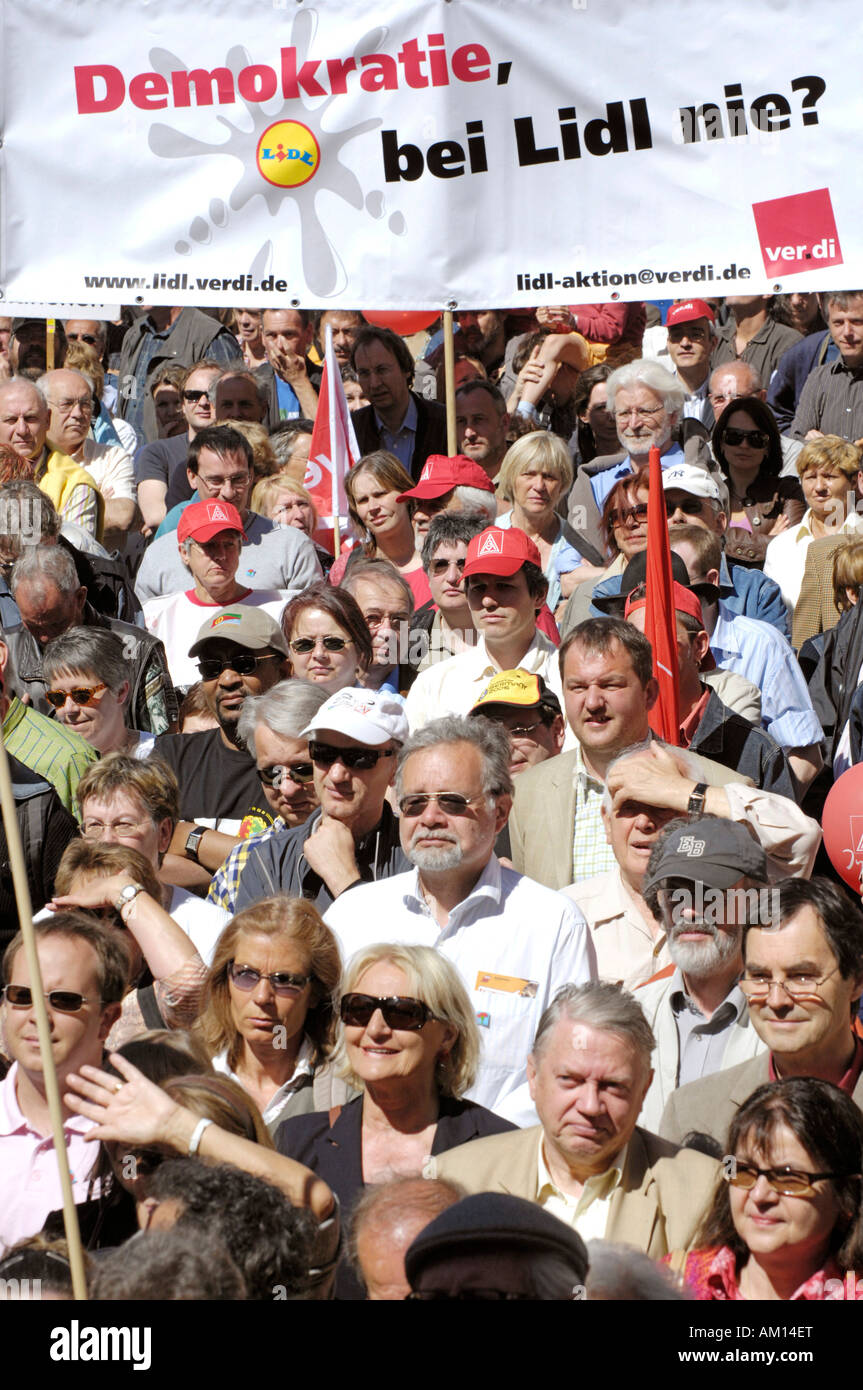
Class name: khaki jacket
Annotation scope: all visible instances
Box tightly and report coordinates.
[427,1124,718,1258]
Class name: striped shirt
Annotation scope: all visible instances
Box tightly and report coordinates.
[2,697,98,818]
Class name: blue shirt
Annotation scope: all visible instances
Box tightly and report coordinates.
[275,375,302,421]
[590,442,685,512]
[709,607,822,749]
[377,395,418,472]
[497,510,583,610]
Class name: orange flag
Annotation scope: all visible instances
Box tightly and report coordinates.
[644,445,680,743]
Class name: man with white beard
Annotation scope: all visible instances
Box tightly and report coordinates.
[630,816,770,1132]
[324,716,595,1125]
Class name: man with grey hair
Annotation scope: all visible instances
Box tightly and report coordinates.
[39,367,137,543]
[428,980,718,1254]
[325,714,595,1124]
[708,359,802,476]
[633,815,770,1133]
[0,377,104,538]
[566,359,713,556]
[342,558,415,693]
[213,368,267,425]
[412,512,486,672]
[207,679,328,914]
[6,543,176,732]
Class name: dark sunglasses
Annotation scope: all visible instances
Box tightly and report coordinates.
[45,683,107,709]
[228,963,311,996]
[289,636,351,654]
[609,502,649,527]
[3,983,97,1013]
[398,792,486,817]
[664,496,704,516]
[196,652,279,680]
[724,427,769,448]
[309,741,394,770]
[258,761,315,787]
[67,332,100,346]
[340,992,440,1030]
[182,388,210,403]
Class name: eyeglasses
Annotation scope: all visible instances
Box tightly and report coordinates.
[398,792,487,817]
[430,557,467,577]
[609,502,649,528]
[740,965,841,1002]
[723,427,770,449]
[196,652,280,680]
[82,818,152,839]
[183,389,211,403]
[3,983,98,1013]
[309,741,394,770]
[66,332,100,347]
[664,496,705,516]
[501,720,545,740]
[228,963,311,997]
[289,636,351,655]
[724,1160,853,1198]
[258,761,314,787]
[45,683,108,709]
[340,992,441,1030]
[614,405,664,423]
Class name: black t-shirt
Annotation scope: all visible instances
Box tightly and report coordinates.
[135,431,189,485]
[150,728,272,836]
[165,453,198,511]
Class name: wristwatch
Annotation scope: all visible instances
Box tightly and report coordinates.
[184,826,206,864]
[687,782,708,817]
[114,882,145,921]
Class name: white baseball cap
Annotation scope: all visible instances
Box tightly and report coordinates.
[661,464,722,503]
[300,687,409,746]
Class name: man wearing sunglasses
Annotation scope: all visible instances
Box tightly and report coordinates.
[207,680,328,915]
[323,715,594,1124]
[136,360,223,533]
[0,915,128,1253]
[631,816,771,1133]
[152,606,291,839]
[134,425,322,603]
[234,687,410,915]
[661,878,863,1146]
[665,299,717,429]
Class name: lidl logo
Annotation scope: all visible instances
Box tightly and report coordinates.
[256,120,320,188]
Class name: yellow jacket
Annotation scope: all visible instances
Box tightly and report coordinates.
[36,449,104,541]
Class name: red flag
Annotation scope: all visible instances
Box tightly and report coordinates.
[307,324,360,556]
[644,445,681,743]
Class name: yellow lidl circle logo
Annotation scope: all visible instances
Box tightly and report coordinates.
[256,121,320,188]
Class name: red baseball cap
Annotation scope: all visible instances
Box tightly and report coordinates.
[397,454,495,502]
[462,526,542,578]
[624,581,716,669]
[178,499,247,545]
[665,300,716,328]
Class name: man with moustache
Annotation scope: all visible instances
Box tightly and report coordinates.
[633,817,771,1132]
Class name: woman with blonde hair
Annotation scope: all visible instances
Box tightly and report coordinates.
[251,472,334,576]
[275,942,515,1298]
[497,431,589,610]
[328,451,432,606]
[765,434,863,611]
[197,896,347,1132]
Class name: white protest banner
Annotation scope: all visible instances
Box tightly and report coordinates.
[1,0,857,307]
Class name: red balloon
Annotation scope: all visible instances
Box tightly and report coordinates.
[363,310,439,335]
[821,764,863,890]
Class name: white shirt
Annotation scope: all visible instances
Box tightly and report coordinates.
[764,508,863,613]
[324,855,595,1126]
[143,588,289,690]
[77,438,137,502]
[404,630,567,737]
[168,887,230,967]
[214,1036,316,1137]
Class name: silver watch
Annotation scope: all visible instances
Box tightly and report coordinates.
[114,882,145,921]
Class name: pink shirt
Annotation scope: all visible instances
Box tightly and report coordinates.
[0,1064,99,1254]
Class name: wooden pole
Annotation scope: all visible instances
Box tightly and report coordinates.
[443,310,456,456]
[0,724,88,1298]
[46,319,56,372]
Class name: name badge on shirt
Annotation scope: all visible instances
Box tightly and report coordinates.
[475,971,538,998]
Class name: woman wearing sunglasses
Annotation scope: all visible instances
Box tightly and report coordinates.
[198,897,347,1135]
[274,942,516,1299]
[42,627,155,758]
[281,583,372,696]
[672,1078,863,1300]
[712,397,804,566]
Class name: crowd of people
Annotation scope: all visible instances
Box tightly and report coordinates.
[1,293,863,1302]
